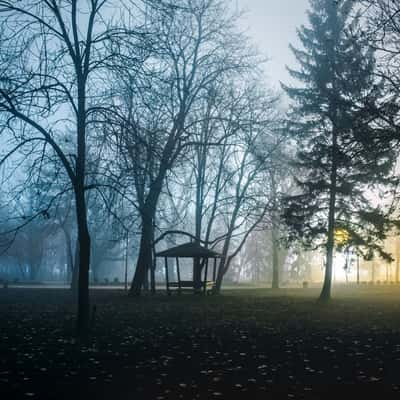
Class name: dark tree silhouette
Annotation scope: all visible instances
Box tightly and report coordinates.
[282,0,398,301]
[0,0,146,337]
[112,0,257,295]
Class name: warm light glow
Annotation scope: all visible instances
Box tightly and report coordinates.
[334,228,350,246]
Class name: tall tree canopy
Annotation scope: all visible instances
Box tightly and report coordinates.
[282,0,398,301]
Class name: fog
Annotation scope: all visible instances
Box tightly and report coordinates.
[237,0,309,85]
[0,0,398,294]
[2,1,400,398]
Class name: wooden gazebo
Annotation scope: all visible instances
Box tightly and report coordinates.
[156,242,221,294]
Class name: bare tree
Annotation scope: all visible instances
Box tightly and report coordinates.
[184,81,283,292]
[112,0,257,295]
[0,0,146,337]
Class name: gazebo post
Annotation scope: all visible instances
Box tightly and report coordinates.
[212,258,217,282]
[203,258,209,293]
[165,257,170,295]
[176,257,182,295]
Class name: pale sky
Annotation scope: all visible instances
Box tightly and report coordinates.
[237,0,310,89]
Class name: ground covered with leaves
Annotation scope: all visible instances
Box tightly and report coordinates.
[1,286,400,399]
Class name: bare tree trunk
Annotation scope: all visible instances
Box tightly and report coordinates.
[194,140,206,292]
[271,229,279,289]
[75,77,91,339]
[143,270,149,291]
[75,185,91,339]
[270,172,280,289]
[214,225,235,293]
[193,208,202,292]
[150,222,156,294]
[319,185,336,302]
[214,201,267,293]
[130,213,154,296]
[130,173,164,296]
[214,204,241,293]
[214,256,226,293]
[319,128,338,302]
[150,263,156,293]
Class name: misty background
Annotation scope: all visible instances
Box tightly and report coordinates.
[0,0,398,300]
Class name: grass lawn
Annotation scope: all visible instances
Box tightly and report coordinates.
[1,285,400,399]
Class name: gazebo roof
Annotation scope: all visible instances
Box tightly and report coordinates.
[156,242,221,258]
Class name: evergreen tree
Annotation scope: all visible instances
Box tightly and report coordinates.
[282,0,398,301]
